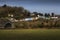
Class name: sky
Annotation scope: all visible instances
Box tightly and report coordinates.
[0,0,60,14]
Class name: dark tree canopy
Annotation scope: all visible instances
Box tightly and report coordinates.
[38,13,43,16]
[2,4,7,8]
[45,13,48,17]
[51,12,55,17]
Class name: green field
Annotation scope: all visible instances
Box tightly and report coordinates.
[0,29,60,40]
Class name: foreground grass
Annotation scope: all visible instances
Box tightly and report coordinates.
[0,29,60,40]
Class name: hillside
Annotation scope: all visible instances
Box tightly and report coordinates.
[0,4,31,19]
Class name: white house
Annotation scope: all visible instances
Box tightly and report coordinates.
[51,17,58,19]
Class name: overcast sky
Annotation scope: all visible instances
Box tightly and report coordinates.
[0,0,60,14]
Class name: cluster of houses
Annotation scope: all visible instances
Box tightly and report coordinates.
[19,13,59,21]
[8,13,59,22]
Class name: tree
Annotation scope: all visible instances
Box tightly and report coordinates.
[47,13,50,17]
[45,13,48,17]
[27,11,31,17]
[2,4,7,8]
[51,13,55,17]
[45,13,50,17]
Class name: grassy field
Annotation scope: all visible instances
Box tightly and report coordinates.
[0,29,60,40]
